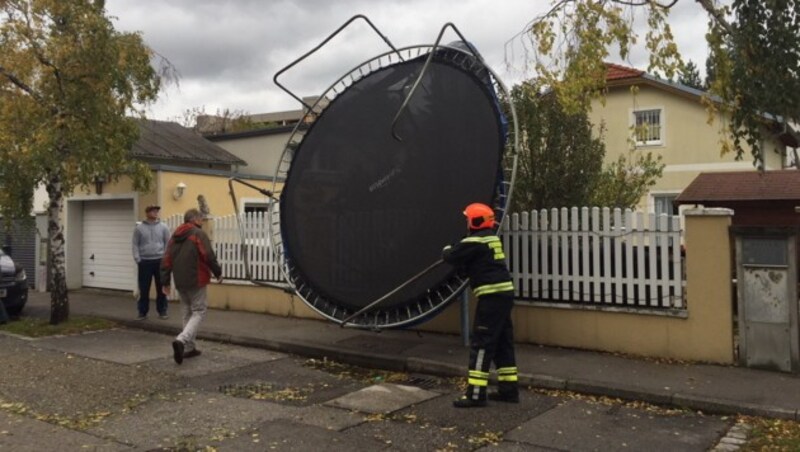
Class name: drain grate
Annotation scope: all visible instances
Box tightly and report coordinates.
[218,382,312,402]
[219,382,273,396]
[405,374,441,390]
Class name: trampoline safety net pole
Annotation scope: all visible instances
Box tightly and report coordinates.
[340,258,445,328]
[460,289,470,347]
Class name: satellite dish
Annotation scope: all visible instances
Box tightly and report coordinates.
[268,16,517,329]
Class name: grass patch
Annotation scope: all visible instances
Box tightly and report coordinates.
[742,416,800,451]
[0,316,115,337]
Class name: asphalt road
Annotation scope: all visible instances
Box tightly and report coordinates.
[0,327,734,451]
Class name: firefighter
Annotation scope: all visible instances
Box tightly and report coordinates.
[443,202,518,408]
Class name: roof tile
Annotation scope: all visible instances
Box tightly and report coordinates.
[605,63,645,81]
[675,170,800,203]
[131,119,246,166]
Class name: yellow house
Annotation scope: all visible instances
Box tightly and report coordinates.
[589,63,799,215]
[60,119,277,292]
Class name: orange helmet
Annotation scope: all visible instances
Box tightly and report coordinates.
[463,203,495,230]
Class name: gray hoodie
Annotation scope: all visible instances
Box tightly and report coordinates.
[132,220,171,263]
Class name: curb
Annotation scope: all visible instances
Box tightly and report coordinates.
[672,393,799,421]
[108,315,796,420]
[521,374,567,390]
[406,358,462,378]
[567,379,674,406]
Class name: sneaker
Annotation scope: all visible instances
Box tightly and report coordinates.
[136,315,147,321]
[158,314,169,320]
[452,396,487,408]
[488,392,519,403]
[172,340,184,365]
[183,349,202,359]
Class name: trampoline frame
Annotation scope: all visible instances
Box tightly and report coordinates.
[265,20,519,329]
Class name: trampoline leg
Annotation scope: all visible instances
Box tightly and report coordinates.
[460,290,470,347]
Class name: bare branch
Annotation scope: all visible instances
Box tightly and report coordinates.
[18,5,66,99]
[0,65,44,104]
[506,0,573,50]
[150,48,180,88]
[694,0,733,34]
[612,0,679,7]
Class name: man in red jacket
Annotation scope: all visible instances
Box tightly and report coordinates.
[161,208,223,364]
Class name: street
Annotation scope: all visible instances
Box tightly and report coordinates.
[0,327,732,451]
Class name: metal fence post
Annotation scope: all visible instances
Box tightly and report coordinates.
[460,289,470,347]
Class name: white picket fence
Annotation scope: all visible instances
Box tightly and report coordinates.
[164,212,283,282]
[213,213,283,281]
[165,207,685,310]
[501,207,684,309]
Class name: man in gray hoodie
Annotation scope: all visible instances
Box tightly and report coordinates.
[132,205,171,320]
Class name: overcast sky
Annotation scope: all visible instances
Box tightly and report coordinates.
[105,0,714,121]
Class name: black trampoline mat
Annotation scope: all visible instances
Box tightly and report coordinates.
[281,56,503,311]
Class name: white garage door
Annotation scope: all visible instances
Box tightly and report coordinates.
[82,200,135,290]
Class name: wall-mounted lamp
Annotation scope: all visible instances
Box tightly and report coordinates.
[94,176,106,195]
[173,182,187,200]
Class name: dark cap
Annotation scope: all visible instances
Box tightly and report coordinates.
[145,205,161,212]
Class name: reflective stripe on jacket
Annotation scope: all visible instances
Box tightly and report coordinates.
[441,228,514,297]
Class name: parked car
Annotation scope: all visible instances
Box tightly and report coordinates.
[0,248,28,316]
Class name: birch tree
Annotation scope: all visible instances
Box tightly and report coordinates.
[0,0,166,324]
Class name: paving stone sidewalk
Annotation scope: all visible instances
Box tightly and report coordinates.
[0,326,731,451]
[25,290,800,421]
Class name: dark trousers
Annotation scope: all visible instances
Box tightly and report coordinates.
[137,259,167,316]
[465,292,517,401]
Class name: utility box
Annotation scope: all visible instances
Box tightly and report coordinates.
[734,228,798,372]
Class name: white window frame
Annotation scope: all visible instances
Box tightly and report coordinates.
[631,107,665,147]
[650,191,683,247]
[240,197,271,214]
[651,192,680,217]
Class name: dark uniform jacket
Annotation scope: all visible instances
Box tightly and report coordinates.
[442,228,514,297]
[161,223,222,292]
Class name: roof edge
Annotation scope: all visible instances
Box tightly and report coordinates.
[205,124,305,141]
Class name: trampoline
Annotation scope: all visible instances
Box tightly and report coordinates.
[262,16,518,329]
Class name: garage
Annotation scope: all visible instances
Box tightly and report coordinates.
[81,199,135,291]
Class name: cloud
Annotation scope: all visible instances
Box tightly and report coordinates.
[106,0,712,119]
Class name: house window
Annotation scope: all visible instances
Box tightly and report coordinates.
[242,201,270,214]
[654,194,678,217]
[244,203,269,213]
[634,109,663,146]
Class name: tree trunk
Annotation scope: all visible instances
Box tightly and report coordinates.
[46,175,69,325]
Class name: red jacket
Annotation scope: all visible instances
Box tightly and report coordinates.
[160,223,221,291]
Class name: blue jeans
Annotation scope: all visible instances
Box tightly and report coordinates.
[137,259,167,316]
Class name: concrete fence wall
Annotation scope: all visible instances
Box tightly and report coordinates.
[205,207,735,364]
[509,208,733,363]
